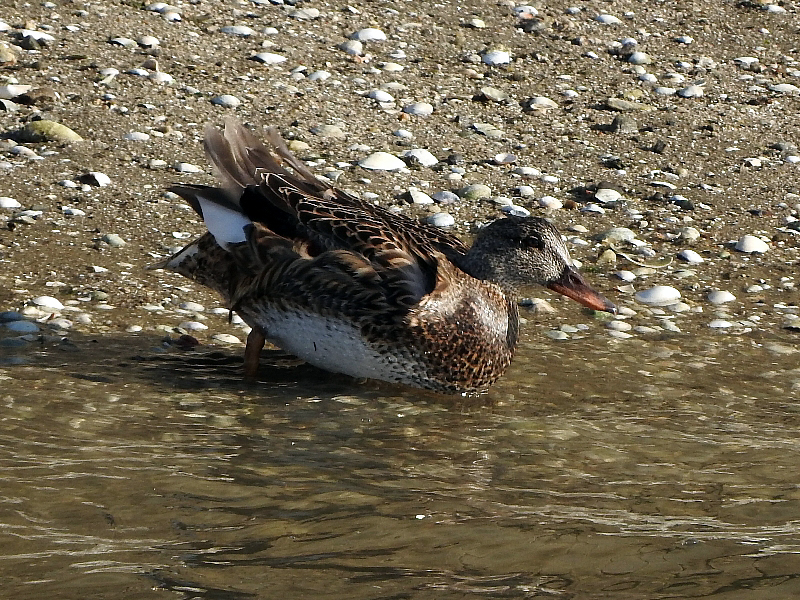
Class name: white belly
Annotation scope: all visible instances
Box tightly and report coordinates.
[254,309,411,383]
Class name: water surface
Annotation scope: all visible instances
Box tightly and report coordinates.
[1,331,799,599]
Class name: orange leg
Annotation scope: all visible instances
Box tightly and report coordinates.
[243,328,266,380]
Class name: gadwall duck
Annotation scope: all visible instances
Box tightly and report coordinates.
[157,119,615,393]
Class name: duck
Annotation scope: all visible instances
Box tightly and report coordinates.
[155,119,615,393]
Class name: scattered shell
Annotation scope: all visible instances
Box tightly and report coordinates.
[634,285,681,306]
[523,96,558,111]
[0,84,32,100]
[538,196,562,210]
[708,319,733,329]
[368,89,394,103]
[707,290,736,304]
[80,171,111,187]
[735,235,769,253]
[339,40,363,56]
[408,188,434,205]
[594,188,622,204]
[358,152,406,171]
[138,35,160,48]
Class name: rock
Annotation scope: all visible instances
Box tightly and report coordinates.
[402,148,438,167]
[0,197,21,209]
[707,290,736,304]
[351,28,386,42]
[735,235,769,253]
[482,50,511,66]
[402,102,434,116]
[634,286,681,306]
[102,233,126,247]
[425,212,455,227]
[251,52,287,65]
[19,120,83,143]
[457,184,491,200]
[211,95,241,108]
[677,249,704,263]
[220,25,256,37]
[310,124,344,138]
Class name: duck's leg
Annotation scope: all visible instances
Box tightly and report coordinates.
[243,327,266,379]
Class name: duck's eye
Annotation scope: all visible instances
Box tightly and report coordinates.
[520,234,544,250]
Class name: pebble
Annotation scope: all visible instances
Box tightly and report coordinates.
[174,162,203,173]
[179,321,208,332]
[351,28,386,42]
[311,124,344,138]
[678,249,704,263]
[546,330,570,340]
[677,85,704,98]
[211,95,241,108]
[457,184,492,200]
[425,212,455,227]
[211,333,242,344]
[0,197,21,209]
[402,148,438,167]
[358,152,406,171]
[123,131,150,142]
[251,52,287,65]
[368,89,394,103]
[482,50,511,66]
[137,35,159,48]
[501,205,530,217]
[339,40,363,56]
[220,25,255,37]
[523,96,558,111]
[19,120,83,143]
[735,235,769,253]
[594,188,623,204]
[635,286,681,306]
[708,319,733,329]
[595,14,622,25]
[615,270,636,282]
[102,233,126,247]
[432,191,459,204]
[407,188,434,205]
[4,320,39,333]
[769,83,799,94]
[32,295,64,310]
[538,196,562,210]
[707,290,736,304]
[402,102,434,117]
[81,171,111,187]
[627,52,651,65]
[179,301,205,312]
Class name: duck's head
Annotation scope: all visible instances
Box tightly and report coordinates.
[464,216,616,313]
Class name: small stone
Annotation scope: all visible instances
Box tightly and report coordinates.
[634,285,681,306]
[735,235,769,253]
[546,330,570,340]
[595,14,622,25]
[123,131,150,142]
[457,184,492,200]
[251,52,287,65]
[707,290,736,304]
[137,35,159,48]
[179,301,205,312]
[220,25,256,37]
[627,52,651,65]
[538,196,562,210]
[615,270,636,282]
[402,102,434,117]
[179,321,208,332]
[351,28,386,42]
[407,188,434,205]
[102,233,126,247]
[174,162,203,173]
[4,320,39,333]
[368,89,394,103]
[211,95,241,108]
[0,197,21,209]
[211,333,242,344]
[769,83,800,94]
[19,120,83,143]
[432,191,459,204]
[402,148,438,167]
[80,171,111,187]
[678,249,704,263]
[594,188,622,204]
[358,152,406,171]
[708,319,733,328]
[482,50,511,66]
[677,85,704,98]
[339,40,363,56]
[522,96,558,111]
[596,227,635,244]
[479,86,510,102]
[679,227,701,243]
[425,212,455,227]
[609,114,638,134]
[501,205,531,217]
[310,124,344,138]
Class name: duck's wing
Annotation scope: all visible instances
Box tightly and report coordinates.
[173,119,469,308]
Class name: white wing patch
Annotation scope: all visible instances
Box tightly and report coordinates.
[196,195,250,250]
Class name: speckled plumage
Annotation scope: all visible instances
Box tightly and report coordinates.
[158,119,614,393]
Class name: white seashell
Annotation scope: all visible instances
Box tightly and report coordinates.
[358,152,406,171]
[677,249,703,263]
[707,290,736,304]
[402,148,438,167]
[368,89,394,103]
[339,40,363,56]
[537,196,562,210]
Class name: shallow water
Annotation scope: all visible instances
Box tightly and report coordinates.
[1,331,800,599]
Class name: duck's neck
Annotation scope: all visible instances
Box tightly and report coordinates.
[453,247,518,297]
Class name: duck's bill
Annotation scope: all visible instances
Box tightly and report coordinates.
[547,266,617,314]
